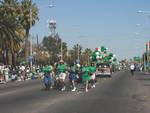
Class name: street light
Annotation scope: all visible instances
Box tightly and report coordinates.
[137,10,150,14]
[48,4,55,8]
[29,0,33,71]
[77,43,80,62]
[61,40,63,60]
[48,0,56,8]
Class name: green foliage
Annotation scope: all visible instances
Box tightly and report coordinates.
[42,35,67,64]
[133,56,141,62]
[19,0,39,36]
[0,0,23,65]
[0,0,39,65]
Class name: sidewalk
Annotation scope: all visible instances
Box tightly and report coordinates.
[133,72,150,112]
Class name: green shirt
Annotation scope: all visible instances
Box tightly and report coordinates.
[89,66,96,73]
[82,66,90,76]
[57,64,66,74]
[42,66,52,74]
[82,66,90,81]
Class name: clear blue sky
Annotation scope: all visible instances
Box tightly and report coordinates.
[31,0,150,60]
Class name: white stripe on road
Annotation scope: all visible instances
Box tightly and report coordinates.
[0,90,18,96]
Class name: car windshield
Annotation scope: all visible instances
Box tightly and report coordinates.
[97,63,110,68]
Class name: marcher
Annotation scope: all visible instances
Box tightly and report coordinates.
[89,62,96,88]
[82,63,90,92]
[56,60,67,91]
[43,65,53,90]
[68,64,80,91]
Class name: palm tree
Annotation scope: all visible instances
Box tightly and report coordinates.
[68,44,82,64]
[81,48,92,65]
[19,0,39,61]
[0,0,24,65]
[42,34,68,64]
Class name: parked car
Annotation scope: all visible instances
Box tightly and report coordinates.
[95,63,112,77]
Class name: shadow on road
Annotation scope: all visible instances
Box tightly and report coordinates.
[143,84,150,86]
[137,78,150,81]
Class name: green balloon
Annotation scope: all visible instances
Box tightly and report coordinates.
[101,46,106,52]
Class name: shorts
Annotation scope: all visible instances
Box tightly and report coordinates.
[59,73,66,81]
[69,73,77,81]
[90,73,96,80]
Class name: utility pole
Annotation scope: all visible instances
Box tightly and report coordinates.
[61,40,63,60]
[146,41,150,70]
[144,53,146,71]
[29,0,33,71]
[77,43,79,61]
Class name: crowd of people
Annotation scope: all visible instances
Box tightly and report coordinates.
[0,64,40,83]
[0,60,98,92]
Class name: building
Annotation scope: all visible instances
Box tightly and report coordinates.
[143,41,150,71]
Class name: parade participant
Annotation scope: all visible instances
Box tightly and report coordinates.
[82,63,90,92]
[68,63,80,91]
[89,62,96,88]
[56,60,67,91]
[43,65,53,90]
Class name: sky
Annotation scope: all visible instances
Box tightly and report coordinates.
[31,0,150,60]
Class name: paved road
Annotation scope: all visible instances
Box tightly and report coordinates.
[0,71,150,113]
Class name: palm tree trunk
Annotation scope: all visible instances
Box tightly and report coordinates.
[12,52,16,66]
[25,29,29,62]
[5,48,9,65]
[3,49,9,65]
[2,50,6,65]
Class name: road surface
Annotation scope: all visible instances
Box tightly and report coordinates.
[0,71,150,113]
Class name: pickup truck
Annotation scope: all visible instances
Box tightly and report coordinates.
[95,63,112,77]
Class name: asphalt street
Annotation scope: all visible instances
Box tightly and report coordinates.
[0,71,150,113]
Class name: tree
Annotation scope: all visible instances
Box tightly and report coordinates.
[42,34,67,64]
[0,0,24,65]
[68,44,82,64]
[19,0,39,61]
[81,48,92,65]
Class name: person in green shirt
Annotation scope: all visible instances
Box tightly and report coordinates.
[89,62,97,88]
[82,63,90,92]
[56,60,67,91]
[42,65,53,90]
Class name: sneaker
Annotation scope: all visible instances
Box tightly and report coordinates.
[61,86,66,91]
[85,88,88,92]
[71,87,76,92]
[93,85,95,88]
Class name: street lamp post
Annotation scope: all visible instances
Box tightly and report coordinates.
[61,40,63,60]
[146,42,150,69]
[77,43,79,62]
[29,0,33,71]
